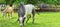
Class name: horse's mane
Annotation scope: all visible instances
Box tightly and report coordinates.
[18,3,25,17]
[20,3,25,9]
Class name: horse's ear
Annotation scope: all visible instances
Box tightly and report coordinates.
[20,2,24,5]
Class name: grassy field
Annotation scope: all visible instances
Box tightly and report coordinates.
[0,12,60,27]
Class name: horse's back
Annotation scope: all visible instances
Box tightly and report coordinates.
[24,4,34,14]
[3,6,13,13]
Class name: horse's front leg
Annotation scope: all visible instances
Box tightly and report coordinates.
[24,14,29,23]
[19,17,24,27]
[26,15,31,23]
[11,11,14,18]
[23,17,26,25]
[9,12,12,19]
[11,12,12,18]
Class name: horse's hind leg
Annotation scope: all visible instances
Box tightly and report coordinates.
[32,9,35,23]
[8,13,10,19]
[31,14,35,24]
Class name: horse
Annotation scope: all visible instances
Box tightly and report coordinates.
[2,5,14,18]
[18,2,35,27]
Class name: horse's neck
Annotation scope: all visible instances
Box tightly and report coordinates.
[20,4,25,10]
[20,4,24,7]
[3,9,7,13]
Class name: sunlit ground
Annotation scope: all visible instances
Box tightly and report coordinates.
[0,12,60,27]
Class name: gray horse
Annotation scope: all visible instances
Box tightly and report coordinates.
[18,2,35,27]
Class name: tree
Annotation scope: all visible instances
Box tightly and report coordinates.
[5,0,15,5]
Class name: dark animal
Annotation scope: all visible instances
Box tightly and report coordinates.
[36,4,49,12]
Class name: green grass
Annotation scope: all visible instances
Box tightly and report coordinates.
[0,12,60,27]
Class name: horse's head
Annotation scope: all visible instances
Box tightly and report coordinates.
[20,2,24,7]
[20,2,24,5]
[19,2,25,13]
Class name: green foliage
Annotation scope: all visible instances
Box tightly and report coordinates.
[0,0,5,3]
[41,0,60,5]
[5,0,15,5]
[0,0,60,5]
